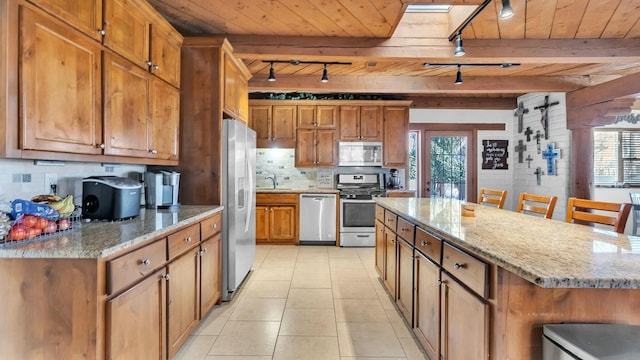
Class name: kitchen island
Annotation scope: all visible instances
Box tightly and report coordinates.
[375,197,640,360]
[0,205,223,359]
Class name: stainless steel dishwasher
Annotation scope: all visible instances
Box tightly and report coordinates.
[299,194,337,245]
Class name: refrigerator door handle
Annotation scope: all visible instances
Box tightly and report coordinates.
[244,150,253,233]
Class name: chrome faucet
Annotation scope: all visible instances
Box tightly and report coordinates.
[265,174,278,189]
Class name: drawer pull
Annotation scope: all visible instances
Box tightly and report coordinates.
[400,227,408,231]
[211,223,217,230]
[141,258,151,266]
[454,262,465,270]
[163,274,171,280]
[201,247,208,254]
[421,240,430,246]
[185,236,192,243]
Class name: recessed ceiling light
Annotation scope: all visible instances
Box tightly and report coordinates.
[405,4,452,13]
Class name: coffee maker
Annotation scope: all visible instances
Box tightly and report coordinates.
[387,169,402,189]
[144,171,180,210]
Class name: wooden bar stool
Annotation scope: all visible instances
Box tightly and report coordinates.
[478,188,507,209]
[516,193,558,219]
[565,197,632,234]
[630,193,640,235]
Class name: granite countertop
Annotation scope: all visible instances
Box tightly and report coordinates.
[375,197,640,289]
[0,205,222,259]
[256,188,339,194]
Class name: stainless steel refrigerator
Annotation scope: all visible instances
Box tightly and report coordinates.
[221,119,256,301]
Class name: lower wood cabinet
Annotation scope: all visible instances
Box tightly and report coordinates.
[413,251,440,360]
[200,233,222,316]
[256,193,298,244]
[167,246,200,358]
[375,219,385,277]
[106,267,168,360]
[396,237,414,324]
[383,227,396,296]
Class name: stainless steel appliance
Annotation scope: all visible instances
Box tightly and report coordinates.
[221,118,256,301]
[338,141,383,167]
[144,171,180,210]
[82,176,142,220]
[543,323,640,359]
[299,194,337,245]
[337,174,385,247]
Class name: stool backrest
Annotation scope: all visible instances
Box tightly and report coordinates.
[479,188,507,209]
[565,197,631,234]
[517,193,557,219]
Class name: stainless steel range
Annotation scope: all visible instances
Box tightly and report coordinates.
[337,174,385,247]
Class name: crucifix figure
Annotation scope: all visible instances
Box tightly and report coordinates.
[534,167,544,186]
[514,140,527,163]
[525,154,533,168]
[533,95,560,139]
[534,130,543,154]
[542,142,561,175]
[524,127,533,142]
[514,101,530,134]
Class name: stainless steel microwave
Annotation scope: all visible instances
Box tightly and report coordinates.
[338,141,383,167]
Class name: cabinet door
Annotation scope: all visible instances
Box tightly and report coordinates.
[396,238,413,324]
[297,105,316,128]
[440,272,489,360]
[384,227,397,297]
[149,24,181,87]
[360,106,382,141]
[20,6,103,154]
[223,55,239,117]
[256,205,270,241]
[339,105,360,141]
[200,234,222,318]
[236,72,249,121]
[103,0,150,70]
[315,129,337,167]
[375,219,385,277]
[149,78,179,160]
[103,52,151,157]
[295,129,316,167]
[270,206,296,241]
[271,105,296,148]
[106,268,167,360]
[316,105,337,128]
[414,251,440,360]
[167,247,200,358]
[383,106,408,168]
[27,0,103,41]
[250,105,271,147]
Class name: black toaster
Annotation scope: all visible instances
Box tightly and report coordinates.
[82,176,142,220]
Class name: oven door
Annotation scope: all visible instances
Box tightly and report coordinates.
[340,199,376,233]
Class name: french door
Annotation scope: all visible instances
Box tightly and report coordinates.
[424,131,475,202]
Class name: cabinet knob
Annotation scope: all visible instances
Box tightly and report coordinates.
[421,240,430,246]
[163,274,171,280]
[211,223,217,230]
[438,280,445,285]
[153,64,160,70]
[96,143,105,149]
[146,61,153,67]
[202,247,208,253]
[149,149,158,154]
[98,29,106,36]
[454,262,465,270]
[185,236,192,243]
[141,258,151,266]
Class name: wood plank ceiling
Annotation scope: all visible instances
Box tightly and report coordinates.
[148,0,640,109]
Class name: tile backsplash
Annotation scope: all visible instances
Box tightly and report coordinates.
[0,158,146,205]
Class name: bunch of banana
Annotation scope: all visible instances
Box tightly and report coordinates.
[45,195,75,218]
[31,194,62,203]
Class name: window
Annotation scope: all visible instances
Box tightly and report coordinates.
[594,130,640,186]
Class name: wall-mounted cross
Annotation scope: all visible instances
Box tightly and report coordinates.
[534,130,543,154]
[514,140,527,163]
[525,154,533,168]
[542,142,561,175]
[514,101,530,134]
[534,167,544,186]
[524,127,533,142]
[533,95,560,140]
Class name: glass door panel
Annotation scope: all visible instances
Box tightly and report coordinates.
[425,131,471,201]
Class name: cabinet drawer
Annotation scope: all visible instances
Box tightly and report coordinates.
[107,239,167,295]
[384,210,397,232]
[442,243,488,299]
[375,205,385,222]
[201,212,222,240]
[396,217,415,244]
[415,227,442,264]
[256,193,298,204]
[168,224,200,260]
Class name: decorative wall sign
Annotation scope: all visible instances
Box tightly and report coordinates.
[316,171,334,188]
[482,140,509,170]
[542,143,561,175]
[514,140,527,163]
[514,101,530,134]
[524,127,533,142]
[534,167,544,186]
[534,95,560,139]
[525,154,534,168]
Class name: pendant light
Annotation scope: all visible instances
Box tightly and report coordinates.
[454,65,463,85]
[267,62,276,82]
[454,34,465,57]
[499,0,514,19]
[321,64,329,83]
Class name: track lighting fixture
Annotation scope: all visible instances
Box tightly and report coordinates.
[321,64,329,83]
[454,34,465,57]
[499,0,515,19]
[267,62,276,82]
[423,62,520,85]
[454,65,463,85]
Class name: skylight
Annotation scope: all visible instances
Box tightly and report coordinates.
[405,4,452,13]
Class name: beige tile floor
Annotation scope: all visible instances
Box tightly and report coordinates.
[174,245,429,360]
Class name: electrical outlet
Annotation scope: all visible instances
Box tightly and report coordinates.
[44,173,58,194]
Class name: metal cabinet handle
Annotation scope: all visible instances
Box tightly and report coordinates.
[153,64,160,70]
[96,143,105,149]
[211,223,217,230]
[163,274,170,280]
[185,236,192,243]
[98,29,106,36]
[141,258,151,266]
[454,262,465,270]
[149,149,158,154]
[421,240,430,246]
[202,247,208,253]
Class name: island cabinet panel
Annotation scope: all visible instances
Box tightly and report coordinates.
[20,5,103,155]
[27,0,103,41]
[107,238,167,295]
[384,226,397,297]
[167,247,201,358]
[414,250,441,360]
[167,223,200,260]
[375,219,385,277]
[442,242,488,299]
[396,237,414,324]
[382,106,408,168]
[107,267,167,360]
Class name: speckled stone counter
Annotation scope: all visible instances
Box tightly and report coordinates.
[0,205,222,259]
[256,188,339,194]
[375,197,640,289]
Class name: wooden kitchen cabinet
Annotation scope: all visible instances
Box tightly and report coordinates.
[200,233,222,316]
[224,53,250,122]
[295,129,337,167]
[149,19,182,87]
[383,106,409,168]
[414,250,441,360]
[27,0,103,41]
[297,105,337,129]
[339,105,382,141]
[250,105,296,148]
[150,78,180,160]
[375,219,385,278]
[103,0,150,70]
[396,237,414,324]
[256,193,298,244]
[19,5,103,155]
[384,226,397,297]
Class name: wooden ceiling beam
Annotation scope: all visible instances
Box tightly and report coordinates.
[406,96,517,110]
[248,75,584,94]
[228,35,640,64]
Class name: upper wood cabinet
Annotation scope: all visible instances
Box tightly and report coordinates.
[339,105,382,141]
[224,54,250,122]
[297,105,337,129]
[295,129,337,167]
[19,5,103,155]
[149,20,182,87]
[27,0,103,41]
[150,78,180,160]
[103,0,149,70]
[383,106,409,168]
[250,105,296,148]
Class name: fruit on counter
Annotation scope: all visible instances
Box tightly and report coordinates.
[8,226,26,241]
[58,218,71,231]
[43,221,58,234]
[31,194,62,203]
[26,227,41,239]
[22,215,37,228]
[35,217,48,230]
[47,195,75,218]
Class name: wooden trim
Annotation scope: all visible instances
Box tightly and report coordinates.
[410,123,505,131]
[250,99,413,107]
[570,128,594,200]
[408,96,517,110]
